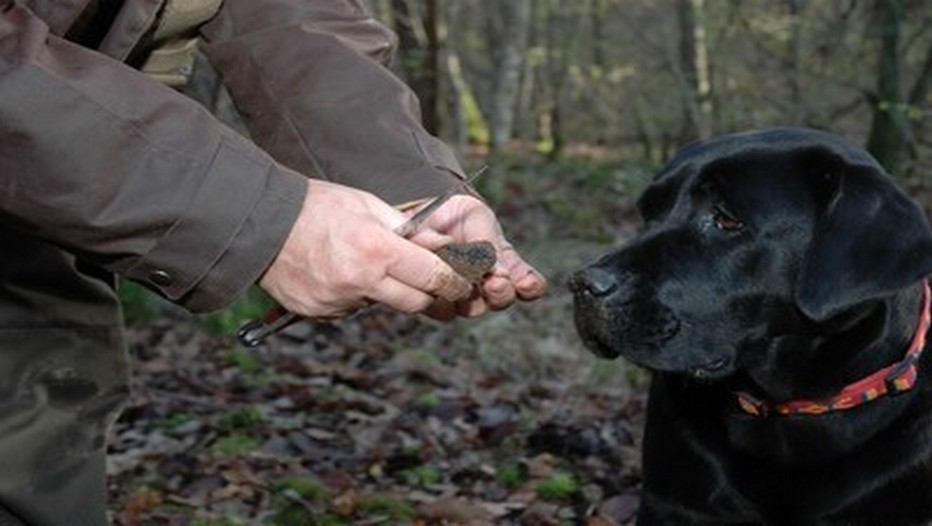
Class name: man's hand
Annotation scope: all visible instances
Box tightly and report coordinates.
[408,194,549,319]
[259,180,473,319]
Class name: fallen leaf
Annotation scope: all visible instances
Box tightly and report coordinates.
[418,496,495,524]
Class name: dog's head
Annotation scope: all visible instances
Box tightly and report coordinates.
[570,127,932,383]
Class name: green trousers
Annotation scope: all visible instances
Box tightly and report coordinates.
[0,228,130,525]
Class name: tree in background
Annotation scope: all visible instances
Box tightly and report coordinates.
[676,0,712,143]
[378,0,932,178]
[485,0,532,155]
[866,0,932,176]
[867,0,911,175]
[390,0,443,136]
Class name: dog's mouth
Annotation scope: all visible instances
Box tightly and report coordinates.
[570,301,654,360]
[572,301,736,380]
[578,332,737,383]
[576,331,623,359]
[687,357,733,381]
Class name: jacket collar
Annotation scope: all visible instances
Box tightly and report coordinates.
[737,281,931,417]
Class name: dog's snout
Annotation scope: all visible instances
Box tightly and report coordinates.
[569,267,622,297]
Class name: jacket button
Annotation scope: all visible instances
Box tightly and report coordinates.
[149,270,173,287]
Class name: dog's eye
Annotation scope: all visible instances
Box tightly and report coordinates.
[712,205,745,232]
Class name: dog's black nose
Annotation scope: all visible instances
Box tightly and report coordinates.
[568,267,619,297]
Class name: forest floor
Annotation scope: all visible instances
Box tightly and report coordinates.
[106,155,656,526]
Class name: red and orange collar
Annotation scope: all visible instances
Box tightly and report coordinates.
[737,281,932,417]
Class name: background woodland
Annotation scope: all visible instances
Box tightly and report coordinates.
[378,0,932,177]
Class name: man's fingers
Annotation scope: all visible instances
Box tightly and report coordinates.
[498,244,548,300]
[456,293,489,318]
[406,229,455,251]
[367,277,436,314]
[386,241,473,302]
[479,271,517,310]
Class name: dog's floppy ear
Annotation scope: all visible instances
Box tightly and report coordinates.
[795,164,932,321]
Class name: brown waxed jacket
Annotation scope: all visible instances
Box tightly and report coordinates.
[0,0,465,313]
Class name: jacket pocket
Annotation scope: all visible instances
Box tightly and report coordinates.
[0,326,129,492]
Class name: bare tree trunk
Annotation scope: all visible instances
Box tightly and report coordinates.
[443,1,466,154]
[445,50,467,154]
[391,0,443,135]
[785,0,806,124]
[908,41,932,107]
[867,0,910,175]
[543,0,587,160]
[906,41,932,172]
[485,0,532,153]
[633,94,656,161]
[676,0,711,142]
[423,0,443,135]
[444,2,487,154]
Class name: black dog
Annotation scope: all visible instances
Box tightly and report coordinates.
[570,128,932,525]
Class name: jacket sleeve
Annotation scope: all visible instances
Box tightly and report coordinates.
[0,4,307,312]
[199,0,466,206]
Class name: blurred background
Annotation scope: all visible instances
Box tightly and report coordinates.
[375,0,932,177]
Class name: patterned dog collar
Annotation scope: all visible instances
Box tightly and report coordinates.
[737,281,931,417]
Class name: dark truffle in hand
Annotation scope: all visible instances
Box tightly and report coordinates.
[434,241,497,282]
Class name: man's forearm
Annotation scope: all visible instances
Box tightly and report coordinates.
[201,0,466,206]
